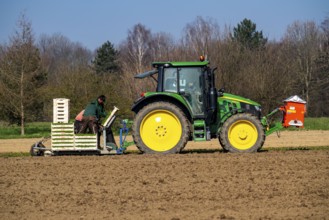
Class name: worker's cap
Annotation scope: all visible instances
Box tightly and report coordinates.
[98,95,106,102]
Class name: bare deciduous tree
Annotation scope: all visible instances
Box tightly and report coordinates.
[182,16,220,59]
[119,24,156,100]
[311,16,329,116]
[126,24,151,73]
[38,33,92,81]
[150,32,175,61]
[0,14,43,134]
[284,21,323,112]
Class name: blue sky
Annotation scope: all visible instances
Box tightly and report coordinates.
[1,0,328,51]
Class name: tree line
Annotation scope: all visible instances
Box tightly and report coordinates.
[0,14,328,135]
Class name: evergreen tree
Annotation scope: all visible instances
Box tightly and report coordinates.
[93,41,119,74]
[232,18,267,50]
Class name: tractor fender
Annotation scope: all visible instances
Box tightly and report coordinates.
[216,107,262,134]
[131,93,193,122]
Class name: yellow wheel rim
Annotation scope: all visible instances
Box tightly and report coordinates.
[228,120,258,150]
[140,109,182,152]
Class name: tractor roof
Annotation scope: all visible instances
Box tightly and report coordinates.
[152,61,209,68]
[135,61,210,79]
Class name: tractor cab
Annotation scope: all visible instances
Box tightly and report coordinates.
[134,60,218,124]
[157,62,206,116]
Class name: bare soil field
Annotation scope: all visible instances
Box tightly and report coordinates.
[0,130,329,219]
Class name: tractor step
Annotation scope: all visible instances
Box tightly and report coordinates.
[193,120,209,141]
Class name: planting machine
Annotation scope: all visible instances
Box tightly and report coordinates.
[30,103,134,156]
[31,57,306,156]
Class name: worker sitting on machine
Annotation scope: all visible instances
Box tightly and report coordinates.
[74,109,84,134]
[78,95,117,148]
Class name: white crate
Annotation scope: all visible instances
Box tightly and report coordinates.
[51,123,98,150]
[53,98,70,123]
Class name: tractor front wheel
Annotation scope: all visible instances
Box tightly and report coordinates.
[132,102,190,154]
[219,113,265,153]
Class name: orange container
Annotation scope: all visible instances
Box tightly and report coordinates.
[281,95,307,128]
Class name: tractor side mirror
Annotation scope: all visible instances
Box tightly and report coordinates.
[218,88,225,97]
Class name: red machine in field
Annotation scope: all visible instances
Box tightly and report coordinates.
[280,95,307,128]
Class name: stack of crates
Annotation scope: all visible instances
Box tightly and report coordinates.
[53,98,70,123]
[51,98,98,151]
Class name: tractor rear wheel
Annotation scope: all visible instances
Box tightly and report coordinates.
[219,113,265,153]
[132,102,190,154]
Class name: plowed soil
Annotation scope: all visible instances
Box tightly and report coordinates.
[0,131,329,219]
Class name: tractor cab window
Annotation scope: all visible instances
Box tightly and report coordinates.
[163,67,204,115]
[163,68,178,92]
[179,67,204,115]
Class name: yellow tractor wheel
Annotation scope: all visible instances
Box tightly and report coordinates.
[219,113,265,153]
[132,102,190,154]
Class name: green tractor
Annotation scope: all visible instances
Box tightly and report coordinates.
[131,59,285,154]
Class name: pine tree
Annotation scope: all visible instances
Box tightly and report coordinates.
[93,41,119,74]
[232,18,267,50]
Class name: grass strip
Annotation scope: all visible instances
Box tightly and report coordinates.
[0,152,31,157]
